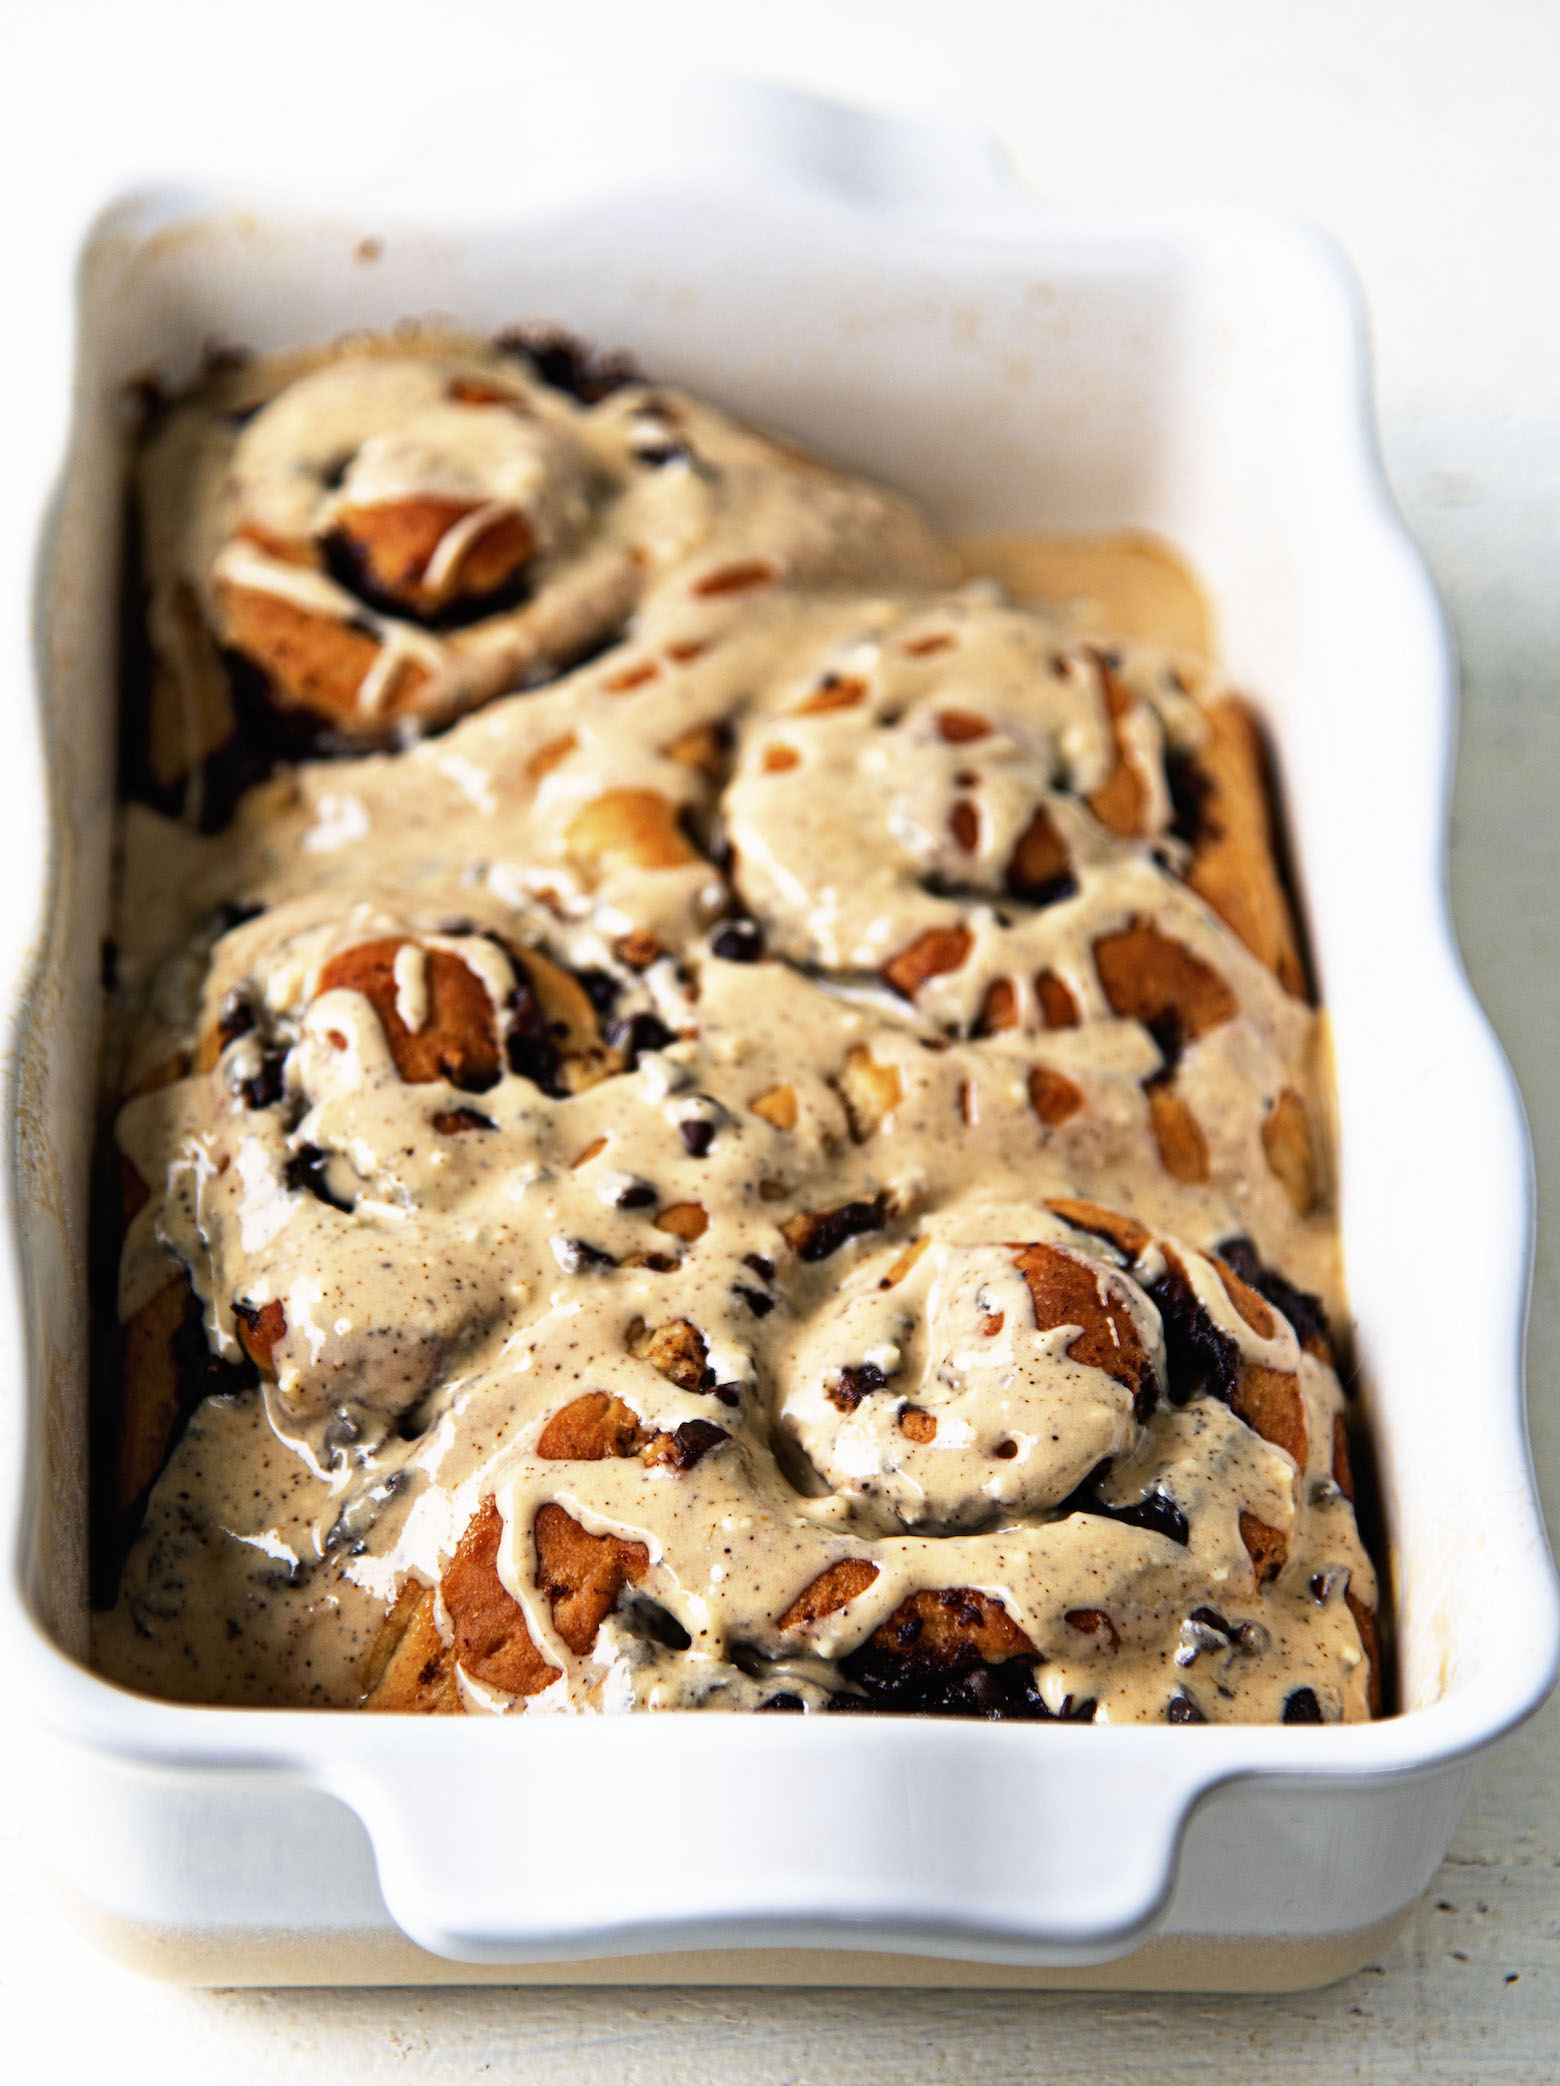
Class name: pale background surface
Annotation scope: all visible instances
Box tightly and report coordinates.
[1,1,1557,2077]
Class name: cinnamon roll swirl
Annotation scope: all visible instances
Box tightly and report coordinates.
[133,332,950,823]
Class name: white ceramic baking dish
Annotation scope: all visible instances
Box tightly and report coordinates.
[4,75,1556,1991]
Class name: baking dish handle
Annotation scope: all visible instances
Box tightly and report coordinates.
[368,69,1026,222]
[324,1720,1213,1967]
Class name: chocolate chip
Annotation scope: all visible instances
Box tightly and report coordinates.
[787,1194,889,1262]
[621,1596,692,1650]
[1176,1615,1230,1668]
[1282,1687,1324,1723]
[173,1287,259,1409]
[216,989,257,1049]
[661,1419,728,1471]
[1150,1261,1240,1405]
[1167,1692,1207,1724]
[633,434,693,468]
[1145,1012,1185,1072]
[825,1362,887,1413]
[395,1385,448,1442]
[1059,1466,1190,1548]
[284,1144,354,1213]
[836,1635,1091,1722]
[708,830,735,875]
[1110,1490,1190,1546]
[743,1253,774,1281]
[735,1286,775,1318]
[495,327,639,403]
[1165,748,1214,847]
[1216,1234,1332,1359]
[505,960,566,1097]
[611,1179,658,1209]
[628,406,695,469]
[432,1107,495,1134]
[1008,869,1077,908]
[712,1384,741,1408]
[679,1118,715,1158]
[551,1236,617,1275]
[710,918,764,963]
[197,663,305,830]
[607,1012,676,1065]
[575,967,620,1017]
[758,1692,805,1712]
[239,1049,287,1111]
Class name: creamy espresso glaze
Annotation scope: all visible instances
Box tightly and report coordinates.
[96,336,1374,1725]
[136,331,951,812]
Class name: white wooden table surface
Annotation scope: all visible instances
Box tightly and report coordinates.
[2,3,1556,2077]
